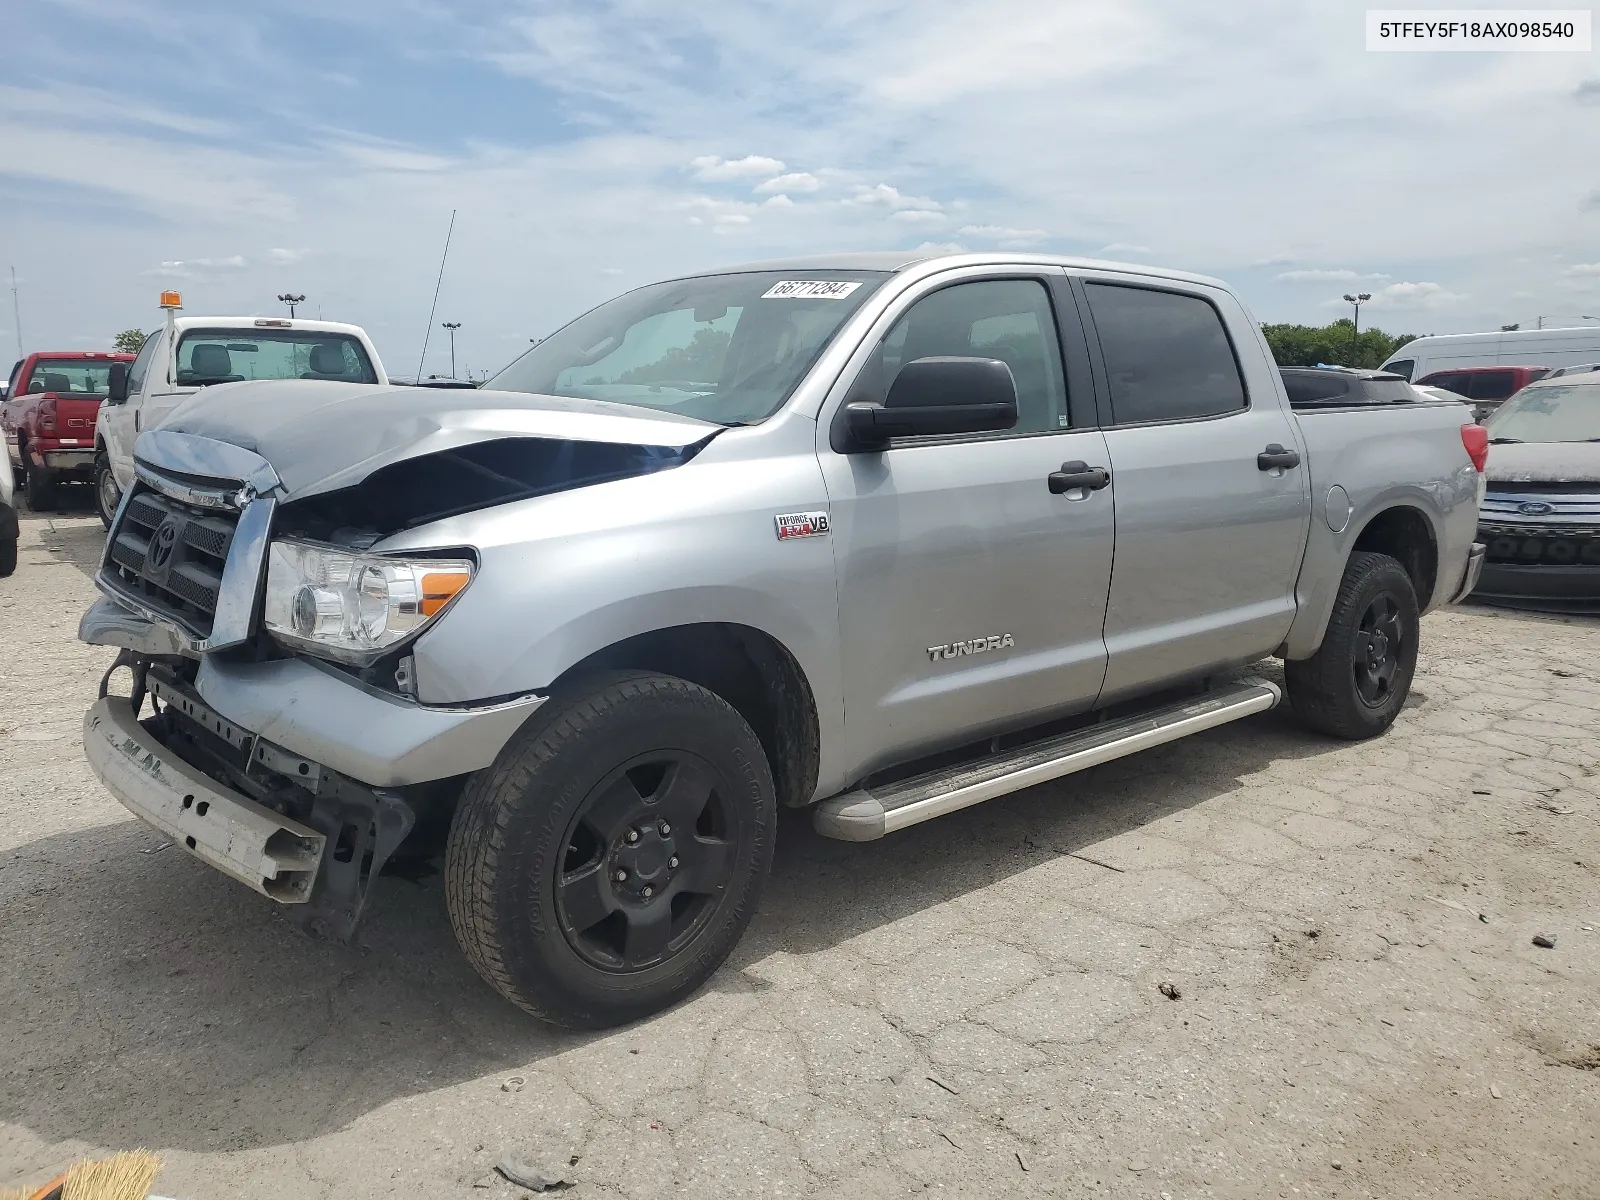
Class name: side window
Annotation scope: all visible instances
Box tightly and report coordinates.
[1384,358,1415,381]
[127,333,161,396]
[1468,370,1516,401]
[1085,283,1247,425]
[855,279,1069,435]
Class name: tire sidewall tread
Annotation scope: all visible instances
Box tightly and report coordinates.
[445,671,775,1029]
[1286,550,1420,741]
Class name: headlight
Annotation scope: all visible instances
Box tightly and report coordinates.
[263,540,474,664]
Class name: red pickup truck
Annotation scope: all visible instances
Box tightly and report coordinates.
[2,350,133,509]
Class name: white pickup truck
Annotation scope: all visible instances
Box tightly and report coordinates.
[96,313,387,527]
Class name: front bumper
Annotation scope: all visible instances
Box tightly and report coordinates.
[79,595,546,788]
[1472,561,1600,610]
[84,695,325,901]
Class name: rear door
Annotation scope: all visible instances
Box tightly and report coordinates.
[1077,276,1311,701]
[821,267,1115,777]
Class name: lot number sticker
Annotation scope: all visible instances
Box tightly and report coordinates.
[761,280,862,300]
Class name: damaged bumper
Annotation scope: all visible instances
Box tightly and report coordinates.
[85,695,325,902]
[80,595,546,787]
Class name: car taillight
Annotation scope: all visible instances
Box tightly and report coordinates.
[38,400,56,432]
[1461,423,1488,472]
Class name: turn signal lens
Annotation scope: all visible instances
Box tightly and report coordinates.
[1460,423,1488,472]
[420,569,472,617]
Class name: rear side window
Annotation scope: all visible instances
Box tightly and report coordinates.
[1282,372,1350,404]
[1085,284,1246,424]
[1360,380,1417,404]
[1468,370,1517,401]
[1383,358,1415,381]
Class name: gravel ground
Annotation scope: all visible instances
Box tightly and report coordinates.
[2,500,1598,1200]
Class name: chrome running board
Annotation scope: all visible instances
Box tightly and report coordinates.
[813,677,1281,842]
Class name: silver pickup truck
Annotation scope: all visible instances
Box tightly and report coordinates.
[78,252,1487,1028]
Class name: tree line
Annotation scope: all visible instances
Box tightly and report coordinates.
[1260,319,1418,370]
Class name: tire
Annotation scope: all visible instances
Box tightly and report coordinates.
[1286,550,1420,740]
[445,670,776,1028]
[95,451,121,529]
[23,459,56,511]
[0,537,14,578]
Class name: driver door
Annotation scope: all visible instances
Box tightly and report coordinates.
[819,270,1115,780]
[104,332,162,490]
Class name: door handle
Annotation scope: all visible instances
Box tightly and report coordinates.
[1257,443,1300,471]
[1047,461,1111,494]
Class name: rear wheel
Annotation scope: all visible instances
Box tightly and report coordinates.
[23,456,56,511]
[445,671,775,1028]
[1286,551,1419,740]
[95,451,121,529]
[0,537,15,578]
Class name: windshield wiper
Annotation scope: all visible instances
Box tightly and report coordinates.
[1488,437,1522,444]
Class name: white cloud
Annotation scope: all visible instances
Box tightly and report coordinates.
[844,183,941,212]
[912,241,968,254]
[690,154,785,181]
[1562,262,1600,277]
[268,248,307,265]
[144,255,249,280]
[754,171,819,194]
[762,194,795,208]
[958,224,1048,247]
[891,209,946,226]
[1274,268,1391,283]
[1097,243,1152,256]
[1362,282,1468,312]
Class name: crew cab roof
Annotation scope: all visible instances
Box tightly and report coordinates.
[166,316,371,336]
[693,251,1229,290]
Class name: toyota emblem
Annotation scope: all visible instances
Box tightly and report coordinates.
[1517,501,1554,516]
[148,518,181,569]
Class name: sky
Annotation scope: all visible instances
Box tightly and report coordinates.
[2,0,1598,378]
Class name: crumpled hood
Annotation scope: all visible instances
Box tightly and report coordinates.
[153,380,719,499]
[1485,441,1600,486]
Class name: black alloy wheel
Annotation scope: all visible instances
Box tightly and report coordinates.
[555,751,737,972]
[1353,593,1405,707]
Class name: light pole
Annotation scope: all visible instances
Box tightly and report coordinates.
[442,322,461,378]
[1342,292,1371,364]
[277,293,305,317]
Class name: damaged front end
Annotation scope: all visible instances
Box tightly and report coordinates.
[83,391,718,938]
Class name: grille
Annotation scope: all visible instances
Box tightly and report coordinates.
[1478,524,1600,566]
[106,484,240,637]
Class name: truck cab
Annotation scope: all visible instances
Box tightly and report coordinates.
[2,350,134,510]
[97,306,387,526]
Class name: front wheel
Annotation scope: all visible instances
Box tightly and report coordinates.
[445,671,775,1028]
[1286,550,1420,740]
[95,451,121,529]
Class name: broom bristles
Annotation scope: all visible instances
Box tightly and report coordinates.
[60,1150,162,1200]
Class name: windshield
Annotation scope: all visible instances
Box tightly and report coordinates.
[27,359,118,396]
[1483,382,1600,443]
[175,330,378,386]
[487,270,889,425]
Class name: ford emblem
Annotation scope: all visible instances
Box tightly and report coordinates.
[1517,501,1554,516]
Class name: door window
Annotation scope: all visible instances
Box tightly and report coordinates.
[126,333,161,396]
[1085,283,1247,425]
[1382,358,1414,380]
[852,279,1069,434]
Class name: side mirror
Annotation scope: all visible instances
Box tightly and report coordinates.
[842,356,1019,450]
[106,362,129,405]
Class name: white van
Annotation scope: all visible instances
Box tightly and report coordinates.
[1380,326,1600,381]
